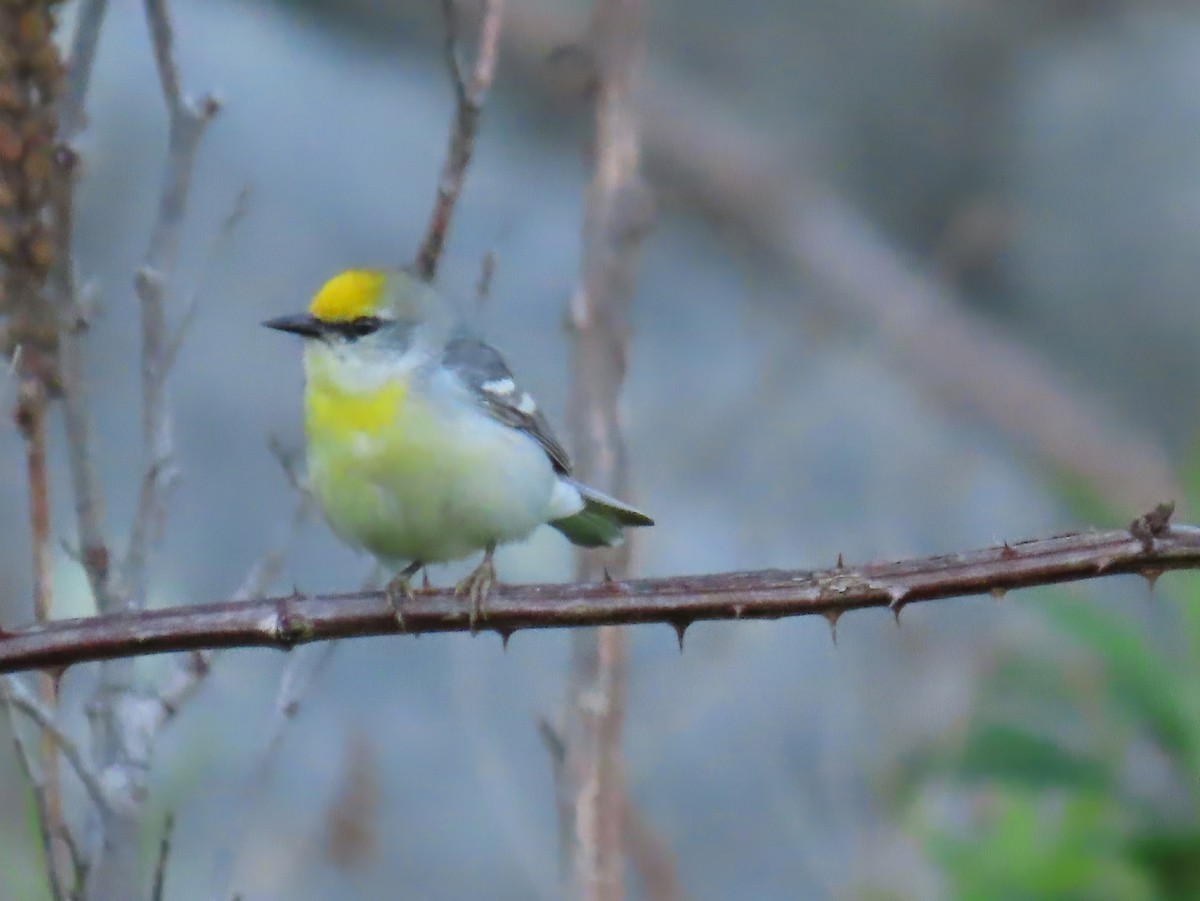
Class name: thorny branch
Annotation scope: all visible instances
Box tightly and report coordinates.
[414,0,504,280]
[1,513,1195,672]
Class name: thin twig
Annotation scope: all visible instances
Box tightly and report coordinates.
[124,0,221,606]
[60,0,111,142]
[2,684,67,901]
[152,499,312,734]
[0,518,1193,671]
[623,799,683,901]
[149,811,176,901]
[3,675,109,813]
[162,186,251,377]
[13,377,68,885]
[413,0,505,280]
[216,639,340,899]
[559,0,650,897]
[54,2,119,613]
[85,5,219,898]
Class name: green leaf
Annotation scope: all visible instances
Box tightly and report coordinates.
[1041,599,1197,764]
[1128,829,1200,901]
[953,723,1111,792]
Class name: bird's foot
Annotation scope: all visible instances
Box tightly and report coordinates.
[455,546,496,634]
[385,561,424,631]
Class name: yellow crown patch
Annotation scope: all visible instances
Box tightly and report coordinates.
[309,270,387,322]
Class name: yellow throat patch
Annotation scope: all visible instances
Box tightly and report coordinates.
[307,375,408,436]
[309,270,387,323]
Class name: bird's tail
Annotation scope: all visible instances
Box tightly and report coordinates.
[549,481,654,548]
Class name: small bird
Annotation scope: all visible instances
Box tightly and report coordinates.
[264,268,653,626]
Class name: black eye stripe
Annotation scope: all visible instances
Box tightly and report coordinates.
[329,316,384,340]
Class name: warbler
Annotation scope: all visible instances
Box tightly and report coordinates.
[264,268,653,625]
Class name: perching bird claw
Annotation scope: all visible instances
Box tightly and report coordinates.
[385,560,423,630]
[455,544,496,634]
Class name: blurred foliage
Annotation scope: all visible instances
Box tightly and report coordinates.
[885,457,1200,900]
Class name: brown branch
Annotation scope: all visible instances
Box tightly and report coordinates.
[1,3,79,890]
[413,0,504,280]
[0,520,1193,671]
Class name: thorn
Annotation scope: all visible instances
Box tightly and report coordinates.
[1143,568,1163,593]
[989,587,1006,601]
[602,567,615,584]
[1095,557,1115,574]
[888,587,909,625]
[823,610,841,645]
[499,628,513,651]
[672,619,689,653]
[891,604,904,627]
[731,604,744,619]
[835,552,844,570]
[999,542,1017,560]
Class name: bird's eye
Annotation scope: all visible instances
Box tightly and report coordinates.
[338,316,383,340]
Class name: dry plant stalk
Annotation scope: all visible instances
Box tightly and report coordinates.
[555,0,653,898]
[0,1,71,891]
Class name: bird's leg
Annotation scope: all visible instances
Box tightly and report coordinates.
[455,543,496,634]
[385,560,424,630]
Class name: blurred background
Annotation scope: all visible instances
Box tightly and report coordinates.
[4,0,1200,897]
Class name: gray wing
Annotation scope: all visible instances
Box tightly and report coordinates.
[441,337,572,475]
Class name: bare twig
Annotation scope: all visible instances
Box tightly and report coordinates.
[3,675,109,814]
[60,0,111,142]
[124,0,221,605]
[13,378,67,882]
[217,639,340,899]
[1,681,67,901]
[162,185,251,377]
[149,811,175,901]
[55,5,119,614]
[414,0,505,280]
[623,799,683,901]
[558,0,651,897]
[84,5,219,899]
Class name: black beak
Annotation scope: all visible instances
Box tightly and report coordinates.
[263,313,324,338]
